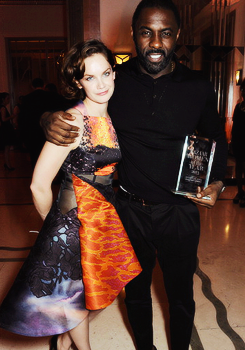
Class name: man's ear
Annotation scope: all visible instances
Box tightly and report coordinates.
[130,26,134,38]
[176,28,181,41]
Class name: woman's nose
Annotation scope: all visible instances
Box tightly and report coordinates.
[97,78,105,89]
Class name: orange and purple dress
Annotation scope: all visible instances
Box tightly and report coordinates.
[0,101,142,337]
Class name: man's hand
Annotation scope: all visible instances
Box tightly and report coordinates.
[186,181,224,209]
[41,111,80,146]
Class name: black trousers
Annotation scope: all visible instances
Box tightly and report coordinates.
[116,192,200,350]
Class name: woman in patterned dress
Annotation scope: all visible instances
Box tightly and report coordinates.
[0,40,141,350]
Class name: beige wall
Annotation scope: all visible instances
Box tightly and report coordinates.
[1,0,244,130]
[0,4,66,92]
[0,0,139,94]
[100,0,140,55]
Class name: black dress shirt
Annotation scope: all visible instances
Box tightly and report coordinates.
[108,57,227,204]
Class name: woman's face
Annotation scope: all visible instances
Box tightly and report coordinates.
[78,53,115,104]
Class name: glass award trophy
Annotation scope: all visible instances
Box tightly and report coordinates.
[172,135,216,198]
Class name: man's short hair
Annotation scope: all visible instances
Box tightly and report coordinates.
[132,0,181,32]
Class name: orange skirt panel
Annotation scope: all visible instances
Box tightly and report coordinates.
[72,174,142,310]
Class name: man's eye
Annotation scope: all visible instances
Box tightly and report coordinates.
[162,32,171,37]
[141,31,151,36]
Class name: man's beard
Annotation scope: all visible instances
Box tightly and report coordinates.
[135,45,175,74]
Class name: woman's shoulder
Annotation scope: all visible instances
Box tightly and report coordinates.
[70,100,87,115]
[66,108,84,130]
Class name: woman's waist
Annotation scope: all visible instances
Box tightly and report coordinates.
[65,172,114,186]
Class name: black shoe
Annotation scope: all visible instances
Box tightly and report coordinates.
[50,335,59,350]
[233,191,244,204]
[239,196,245,208]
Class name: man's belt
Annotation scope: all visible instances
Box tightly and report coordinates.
[118,186,161,206]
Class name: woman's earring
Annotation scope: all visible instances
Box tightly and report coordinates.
[75,80,83,89]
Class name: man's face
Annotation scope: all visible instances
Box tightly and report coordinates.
[132,7,180,77]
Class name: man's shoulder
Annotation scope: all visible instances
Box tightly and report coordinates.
[115,57,138,75]
[176,62,210,84]
[174,63,215,96]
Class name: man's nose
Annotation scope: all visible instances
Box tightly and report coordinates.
[149,33,163,48]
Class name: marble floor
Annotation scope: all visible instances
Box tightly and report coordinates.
[0,149,244,350]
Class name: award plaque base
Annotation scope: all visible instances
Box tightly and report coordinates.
[172,135,216,198]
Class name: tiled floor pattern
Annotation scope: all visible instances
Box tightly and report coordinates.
[0,150,244,350]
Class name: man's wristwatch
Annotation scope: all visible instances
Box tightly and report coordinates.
[211,178,226,193]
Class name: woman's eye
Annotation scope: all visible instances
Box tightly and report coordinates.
[86,76,93,81]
